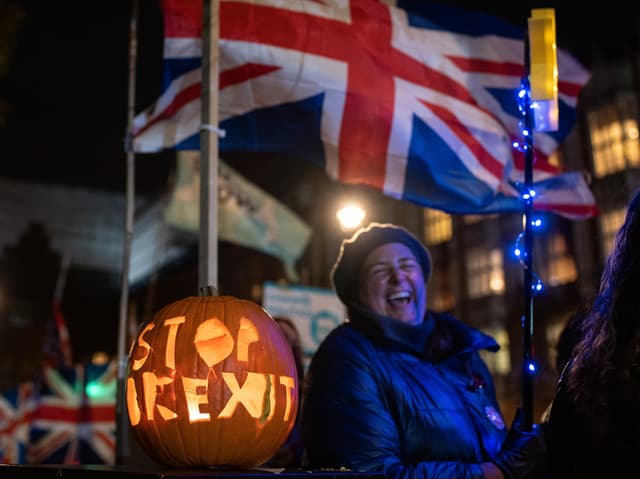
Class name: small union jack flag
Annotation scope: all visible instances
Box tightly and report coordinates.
[44,254,73,370]
[28,361,117,465]
[42,299,73,370]
[0,381,36,464]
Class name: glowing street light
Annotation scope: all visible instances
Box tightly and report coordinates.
[336,204,365,231]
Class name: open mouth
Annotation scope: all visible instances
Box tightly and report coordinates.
[387,290,411,305]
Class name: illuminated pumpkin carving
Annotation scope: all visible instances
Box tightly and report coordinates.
[126,295,299,468]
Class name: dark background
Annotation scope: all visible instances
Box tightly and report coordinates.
[0,1,170,194]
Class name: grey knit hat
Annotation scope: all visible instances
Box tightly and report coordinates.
[331,222,432,304]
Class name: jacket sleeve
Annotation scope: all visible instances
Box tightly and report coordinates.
[301,330,486,479]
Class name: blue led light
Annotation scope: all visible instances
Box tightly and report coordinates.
[530,277,544,294]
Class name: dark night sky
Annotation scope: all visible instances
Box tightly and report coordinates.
[0,1,170,195]
[0,1,638,195]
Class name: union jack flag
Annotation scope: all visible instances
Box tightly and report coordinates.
[133,0,597,219]
[44,254,73,370]
[0,381,36,464]
[28,362,117,465]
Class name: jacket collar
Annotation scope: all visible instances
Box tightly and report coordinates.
[346,303,499,359]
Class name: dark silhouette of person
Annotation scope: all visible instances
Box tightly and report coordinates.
[267,315,305,468]
[544,189,640,478]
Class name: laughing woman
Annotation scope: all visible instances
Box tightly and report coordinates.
[301,222,546,479]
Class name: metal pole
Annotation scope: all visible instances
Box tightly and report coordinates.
[116,0,139,464]
[199,0,220,292]
[521,35,535,431]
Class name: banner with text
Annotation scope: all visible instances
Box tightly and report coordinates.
[262,281,345,367]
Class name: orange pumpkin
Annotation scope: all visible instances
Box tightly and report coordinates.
[126,295,299,468]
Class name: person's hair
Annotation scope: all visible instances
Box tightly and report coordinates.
[565,189,640,444]
[554,306,587,374]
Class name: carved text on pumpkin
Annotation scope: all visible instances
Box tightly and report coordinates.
[127,315,296,426]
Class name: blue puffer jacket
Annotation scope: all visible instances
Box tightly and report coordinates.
[301,306,507,479]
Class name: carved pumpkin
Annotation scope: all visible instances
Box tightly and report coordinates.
[126,295,299,468]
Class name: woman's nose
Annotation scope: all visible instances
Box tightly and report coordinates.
[388,266,403,281]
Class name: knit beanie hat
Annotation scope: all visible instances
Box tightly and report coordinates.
[331,222,432,304]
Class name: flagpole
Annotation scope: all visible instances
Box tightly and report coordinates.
[116,0,139,464]
[520,8,558,430]
[200,0,220,294]
[53,252,72,367]
[521,34,534,431]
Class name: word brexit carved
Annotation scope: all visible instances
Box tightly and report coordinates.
[126,295,299,468]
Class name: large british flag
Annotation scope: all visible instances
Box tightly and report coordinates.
[28,362,117,465]
[133,0,598,219]
[0,381,36,464]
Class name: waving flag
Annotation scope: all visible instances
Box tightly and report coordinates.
[42,299,73,370]
[0,381,36,464]
[43,254,73,370]
[165,151,311,281]
[28,362,116,465]
[133,0,597,219]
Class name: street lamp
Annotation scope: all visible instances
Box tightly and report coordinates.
[336,203,365,231]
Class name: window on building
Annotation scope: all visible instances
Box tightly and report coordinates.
[480,327,511,375]
[600,206,626,258]
[546,233,578,286]
[463,213,498,225]
[467,247,505,298]
[423,208,452,245]
[588,92,640,178]
[546,320,566,374]
[429,266,455,312]
[546,149,562,168]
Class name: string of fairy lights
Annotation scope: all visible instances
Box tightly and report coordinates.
[512,75,545,298]
[511,73,544,385]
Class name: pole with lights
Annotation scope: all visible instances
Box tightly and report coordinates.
[516,8,559,429]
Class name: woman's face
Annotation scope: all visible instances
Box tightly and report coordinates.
[357,242,427,325]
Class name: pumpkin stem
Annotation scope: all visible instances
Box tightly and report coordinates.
[199,285,219,296]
